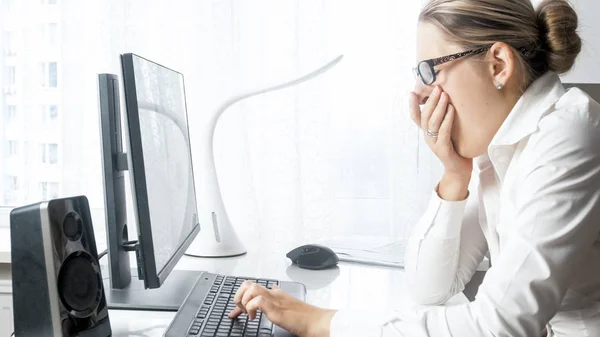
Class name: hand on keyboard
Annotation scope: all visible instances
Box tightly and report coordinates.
[229,280,336,337]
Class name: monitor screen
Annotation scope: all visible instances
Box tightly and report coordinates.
[121,53,200,287]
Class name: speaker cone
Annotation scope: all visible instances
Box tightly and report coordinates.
[57,251,103,317]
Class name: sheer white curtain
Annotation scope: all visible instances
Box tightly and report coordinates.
[0,0,442,250]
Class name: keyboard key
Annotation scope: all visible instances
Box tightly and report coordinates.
[245,328,258,336]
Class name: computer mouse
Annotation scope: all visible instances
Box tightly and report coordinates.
[286,244,339,270]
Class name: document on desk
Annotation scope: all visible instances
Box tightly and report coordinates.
[319,235,408,268]
[320,235,489,271]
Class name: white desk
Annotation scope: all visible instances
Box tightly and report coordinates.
[0,227,468,337]
[0,228,10,264]
[108,237,468,337]
[1,228,13,337]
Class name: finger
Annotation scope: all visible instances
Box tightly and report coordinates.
[409,92,421,127]
[420,86,442,131]
[233,280,253,307]
[437,103,455,145]
[245,295,265,321]
[228,306,244,319]
[241,283,263,308]
[428,92,449,133]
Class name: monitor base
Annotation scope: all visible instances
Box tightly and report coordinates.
[103,269,203,311]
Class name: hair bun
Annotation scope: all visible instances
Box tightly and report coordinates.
[536,0,582,74]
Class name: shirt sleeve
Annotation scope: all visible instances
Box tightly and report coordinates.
[330,120,600,337]
[403,177,488,305]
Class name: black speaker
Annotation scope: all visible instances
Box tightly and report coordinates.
[10,196,111,337]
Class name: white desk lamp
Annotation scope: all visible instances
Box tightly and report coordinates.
[185,55,344,257]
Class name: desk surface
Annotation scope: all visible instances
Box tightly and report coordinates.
[0,226,468,336]
[0,228,10,264]
[108,237,468,337]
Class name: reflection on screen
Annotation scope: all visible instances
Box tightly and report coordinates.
[130,55,198,274]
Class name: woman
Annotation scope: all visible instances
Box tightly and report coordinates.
[229,0,600,336]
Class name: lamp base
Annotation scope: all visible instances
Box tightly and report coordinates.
[185,223,247,258]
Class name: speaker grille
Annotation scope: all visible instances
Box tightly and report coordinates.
[57,251,103,317]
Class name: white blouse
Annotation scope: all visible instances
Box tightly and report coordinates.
[330,72,600,337]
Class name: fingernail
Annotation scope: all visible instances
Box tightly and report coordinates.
[433,86,440,95]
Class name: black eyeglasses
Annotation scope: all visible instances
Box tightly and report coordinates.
[413,45,492,86]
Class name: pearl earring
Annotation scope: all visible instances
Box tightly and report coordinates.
[496,83,504,90]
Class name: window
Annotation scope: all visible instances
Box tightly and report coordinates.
[0,1,432,241]
[5,31,16,56]
[39,63,45,86]
[41,105,58,123]
[40,182,59,200]
[40,143,58,164]
[5,105,17,122]
[3,193,15,206]
[49,143,58,163]
[23,141,29,163]
[3,175,19,205]
[44,23,58,46]
[49,62,57,87]
[6,176,18,191]
[40,62,58,87]
[6,0,15,12]
[7,66,16,86]
[49,105,58,119]
[7,140,18,156]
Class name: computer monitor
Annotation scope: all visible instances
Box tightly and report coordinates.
[98,54,203,311]
[120,53,200,287]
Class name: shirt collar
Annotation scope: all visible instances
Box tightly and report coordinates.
[489,71,566,148]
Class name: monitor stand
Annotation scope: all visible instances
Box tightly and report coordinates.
[103,269,203,311]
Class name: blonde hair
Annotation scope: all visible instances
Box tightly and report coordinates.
[419,0,582,85]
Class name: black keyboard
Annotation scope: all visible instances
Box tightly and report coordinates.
[183,275,279,337]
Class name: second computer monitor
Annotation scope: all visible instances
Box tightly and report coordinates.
[121,53,200,289]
